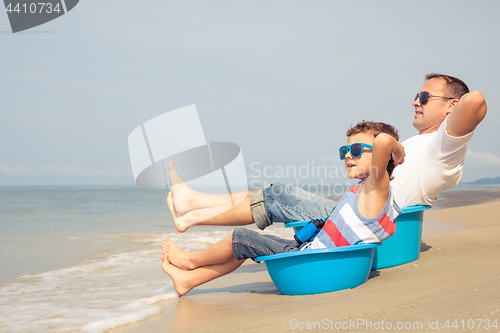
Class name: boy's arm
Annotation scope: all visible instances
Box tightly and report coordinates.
[369,133,405,189]
[446,91,487,137]
[357,133,404,218]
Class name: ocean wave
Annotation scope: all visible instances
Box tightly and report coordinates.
[0,230,233,333]
[82,286,178,333]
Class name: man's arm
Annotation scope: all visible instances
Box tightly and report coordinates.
[446,91,487,137]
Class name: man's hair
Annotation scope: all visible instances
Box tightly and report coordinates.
[425,73,470,99]
[346,121,399,180]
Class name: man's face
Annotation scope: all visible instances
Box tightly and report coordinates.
[412,78,453,134]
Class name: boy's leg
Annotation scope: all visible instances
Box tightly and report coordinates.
[162,226,300,272]
[162,230,237,270]
[161,227,301,295]
[161,229,245,296]
[231,227,300,259]
[161,254,245,296]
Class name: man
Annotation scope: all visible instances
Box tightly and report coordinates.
[391,73,486,207]
[167,73,487,233]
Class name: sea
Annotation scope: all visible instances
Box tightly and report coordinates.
[0,185,295,333]
[1,183,499,333]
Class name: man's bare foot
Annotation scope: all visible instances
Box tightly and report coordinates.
[162,237,197,270]
[161,254,193,296]
[168,161,196,215]
[167,192,192,233]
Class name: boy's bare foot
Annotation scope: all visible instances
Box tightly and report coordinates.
[167,191,192,233]
[168,161,195,216]
[162,237,196,270]
[161,255,193,296]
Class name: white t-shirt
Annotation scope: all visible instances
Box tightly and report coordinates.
[391,116,474,207]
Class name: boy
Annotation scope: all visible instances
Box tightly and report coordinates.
[161,121,405,296]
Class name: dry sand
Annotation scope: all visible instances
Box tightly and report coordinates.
[111,190,500,333]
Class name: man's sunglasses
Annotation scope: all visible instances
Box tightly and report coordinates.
[339,143,373,160]
[414,91,455,105]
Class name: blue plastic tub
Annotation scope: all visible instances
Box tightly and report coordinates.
[255,243,378,295]
[285,218,327,234]
[371,205,430,270]
[283,205,430,271]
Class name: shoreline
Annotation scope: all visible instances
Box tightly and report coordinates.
[110,192,500,333]
[433,188,500,209]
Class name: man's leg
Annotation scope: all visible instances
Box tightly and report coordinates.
[167,191,254,232]
[250,183,337,228]
[168,161,249,215]
[168,162,254,232]
[167,162,337,232]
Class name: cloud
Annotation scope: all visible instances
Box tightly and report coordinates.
[0,163,131,177]
[465,150,500,166]
[0,163,35,175]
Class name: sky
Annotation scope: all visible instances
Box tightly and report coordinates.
[1,0,499,187]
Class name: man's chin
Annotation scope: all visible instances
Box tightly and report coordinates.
[412,119,420,130]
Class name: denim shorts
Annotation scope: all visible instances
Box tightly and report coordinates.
[232,226,300,261]
[249,183,337,230]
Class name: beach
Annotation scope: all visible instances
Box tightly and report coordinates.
[1,187,499,332]
[110,189,500,333]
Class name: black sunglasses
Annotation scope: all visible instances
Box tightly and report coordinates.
[414,91,455,105]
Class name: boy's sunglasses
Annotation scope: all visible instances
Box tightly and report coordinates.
[414,91,455,105]
[339,143,373,160]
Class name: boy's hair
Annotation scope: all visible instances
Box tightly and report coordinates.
[346,121,399,180]
[425,73,469,99]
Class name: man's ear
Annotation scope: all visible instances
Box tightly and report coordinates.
[446,99,459,114]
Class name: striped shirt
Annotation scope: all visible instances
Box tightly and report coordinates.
[302,181,401,250]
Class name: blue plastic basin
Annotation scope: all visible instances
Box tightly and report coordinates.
[255,243,378,295]
[283,205,430,270]
[371,205,430,270]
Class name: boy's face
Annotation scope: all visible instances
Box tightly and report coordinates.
[344,132,374,180]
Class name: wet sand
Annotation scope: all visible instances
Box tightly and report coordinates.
[111,190,500,333]
[434,188,500,209]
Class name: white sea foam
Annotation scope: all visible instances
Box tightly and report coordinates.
[0,184,297,333]
[0,230,234,333]
[82,287,178,333]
